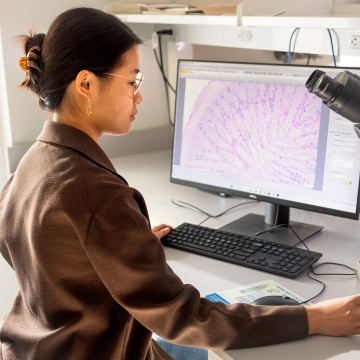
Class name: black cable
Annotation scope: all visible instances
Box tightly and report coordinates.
[310,261,356,276]
[254,223,310,251]
[171,199,213,217]
[158,34,174,127]
[153,41,176,93]
[198,215,212,226]
[152,32,176,127]
[174,200,307,249]
[301,262,357,304]
[254,223,357,304]
[157,33,176,93]
[253,205,309,251]
[288,27,337,67]
[302,270,326,304]
[327,28,337,67]
[171,199,257,226]
[252,219,357,304]
[154,47,173,127]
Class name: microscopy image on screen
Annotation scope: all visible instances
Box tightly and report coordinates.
[180,79,323,189]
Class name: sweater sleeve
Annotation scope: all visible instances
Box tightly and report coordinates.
[84,194,308,350]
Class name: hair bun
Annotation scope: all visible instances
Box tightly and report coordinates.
[19,33,46,96]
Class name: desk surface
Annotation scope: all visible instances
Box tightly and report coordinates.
[112,149,360,360]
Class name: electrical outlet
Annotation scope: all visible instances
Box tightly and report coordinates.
[238,30,253,42]
[351,34,360,49]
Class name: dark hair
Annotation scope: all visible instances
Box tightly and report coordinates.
[19,7,143,111]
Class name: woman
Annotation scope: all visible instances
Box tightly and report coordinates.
[1,7,360,360]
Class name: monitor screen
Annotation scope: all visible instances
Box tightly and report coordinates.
[170,60,360,246]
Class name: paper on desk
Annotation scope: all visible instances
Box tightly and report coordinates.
[205,279,306,305]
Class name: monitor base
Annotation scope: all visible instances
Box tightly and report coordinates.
[219,213,323,247]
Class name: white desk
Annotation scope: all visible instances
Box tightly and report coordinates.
[112,149,360,360]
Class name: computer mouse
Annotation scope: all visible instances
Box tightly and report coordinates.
[251,295,301,306]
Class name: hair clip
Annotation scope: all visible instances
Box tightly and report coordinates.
[27,52,39,60]
[28,45,41,53]
[19,45,41,72]
[19,56,28,71]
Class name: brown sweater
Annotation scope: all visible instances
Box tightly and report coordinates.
[0,121,308,359]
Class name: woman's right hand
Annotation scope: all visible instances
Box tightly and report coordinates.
[306,294,360,336]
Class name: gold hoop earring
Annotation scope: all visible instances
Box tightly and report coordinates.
[86,97,92,117]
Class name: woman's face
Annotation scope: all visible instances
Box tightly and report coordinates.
[91,45,143,137]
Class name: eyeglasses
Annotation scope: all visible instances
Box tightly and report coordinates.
[104,72,144,97]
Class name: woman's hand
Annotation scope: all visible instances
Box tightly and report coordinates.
[306,294,360,336]
[152,224,173,241]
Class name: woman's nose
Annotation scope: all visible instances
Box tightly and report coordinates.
[134,91,143,104]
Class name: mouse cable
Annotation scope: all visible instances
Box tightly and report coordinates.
[254,204,310,251]
[171,199,257,226]
[255,225,357,304]
[301,262,357,304]
[254,223,310,251]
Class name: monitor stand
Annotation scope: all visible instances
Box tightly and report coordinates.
[219,203,323,247]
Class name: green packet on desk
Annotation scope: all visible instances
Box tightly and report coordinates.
[205,280,306,305]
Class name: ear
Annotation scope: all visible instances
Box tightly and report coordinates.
[75,70,96,97]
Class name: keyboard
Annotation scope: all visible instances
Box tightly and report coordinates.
[162,223,322,278]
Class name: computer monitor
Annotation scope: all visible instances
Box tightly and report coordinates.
[170,60,360,246]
